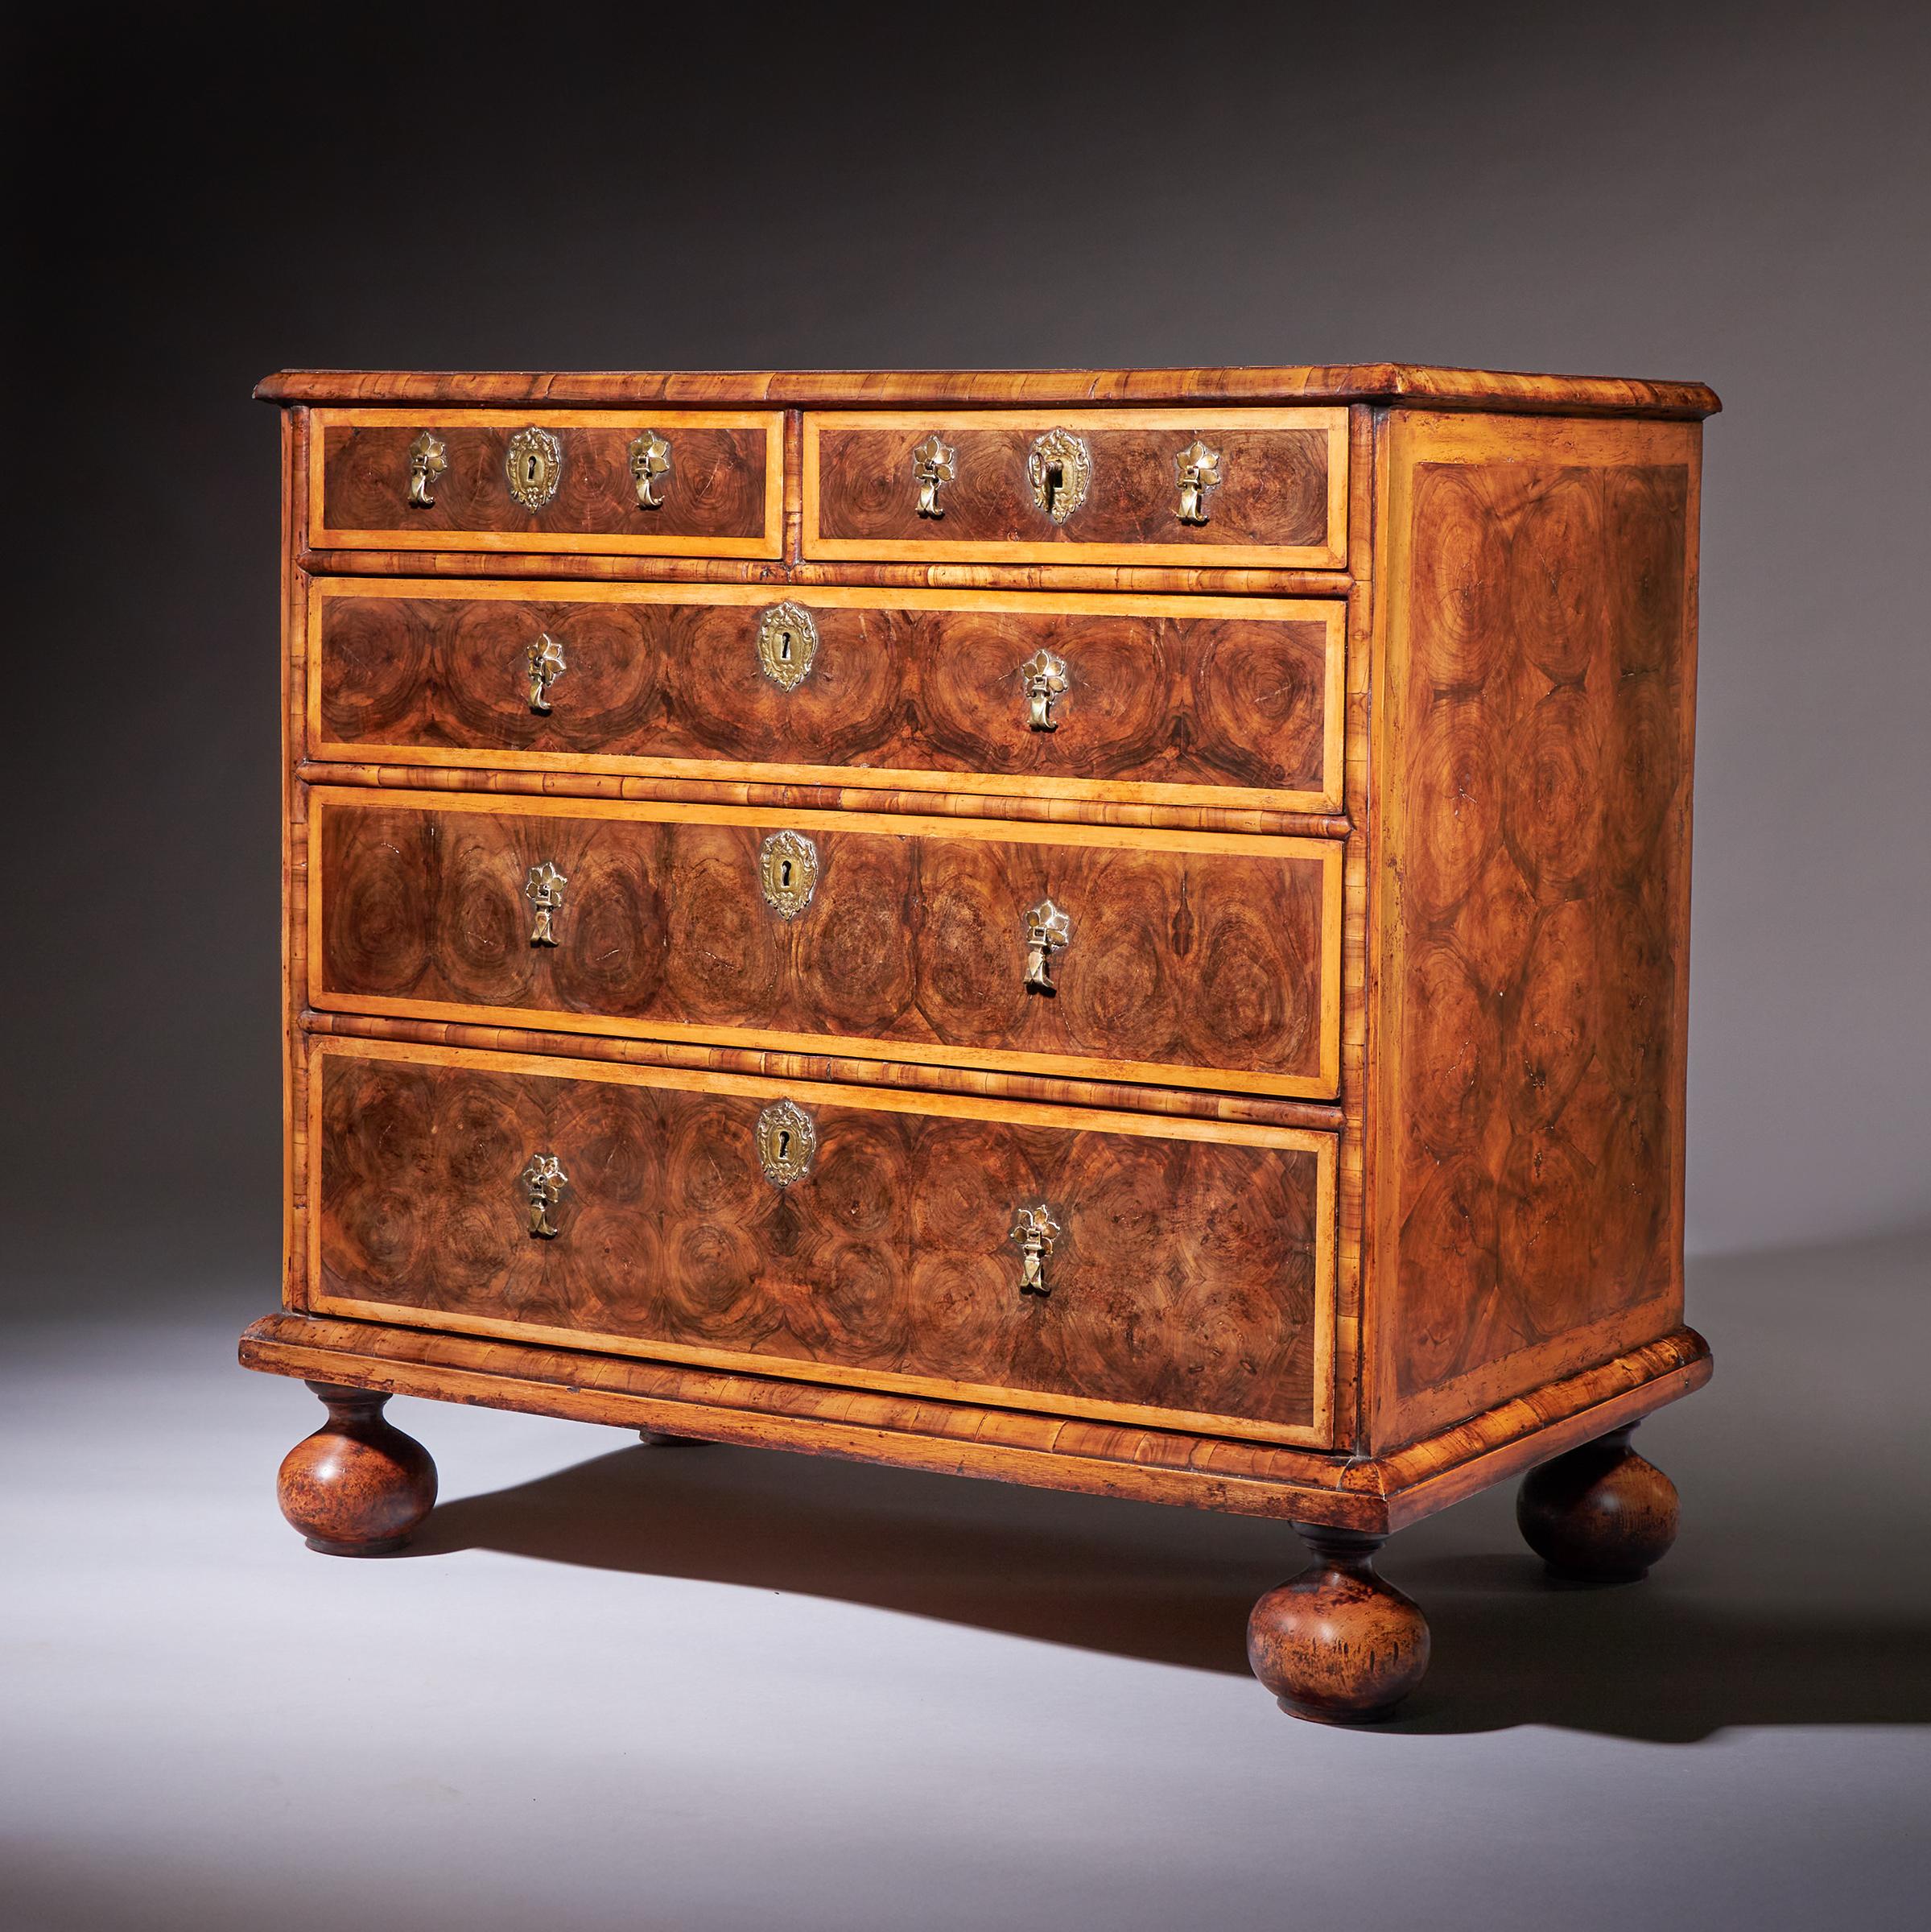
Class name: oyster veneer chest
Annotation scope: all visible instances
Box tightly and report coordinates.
[241,364,1718,1723]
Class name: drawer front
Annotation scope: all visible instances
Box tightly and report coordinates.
[309,1038,1335,1443]
[804,408,1349,568]
[311,791,1343,1097]
[309,408,784,556]
[310,580,1345,812]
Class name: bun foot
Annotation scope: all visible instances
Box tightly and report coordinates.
[277,1381,437,1556]
[1248,1525,1430,1724]
[1517,1422,1679,1583]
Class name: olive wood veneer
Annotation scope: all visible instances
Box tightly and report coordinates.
[245,365,1718,1727]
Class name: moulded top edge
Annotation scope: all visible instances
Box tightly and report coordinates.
[254,365,1722,419]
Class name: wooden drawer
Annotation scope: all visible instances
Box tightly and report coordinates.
[803,408,1349,568]
[308,408,784,556]
[307,1037,1336,1444]
[310,789,1343,1097]
[308,579,1346,813]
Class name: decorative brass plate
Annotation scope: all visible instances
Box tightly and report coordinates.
[1174,439,1223,525]
[520,1152,568,1238]
[505,425,564,510]
[755,1100,816,1188]
[629,431,671,509]
[406,431,448,509]
[1009,1203,1060,1296]
[1026,427,1091,525]
[757,601,819,691]
[758,830,818,918]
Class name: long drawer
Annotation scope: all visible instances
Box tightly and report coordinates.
[307,580,1347,813]
[308,407,785,556]
[803,407,1350,568]
[308,789,1343,1097]
[306,1037,1336,1444]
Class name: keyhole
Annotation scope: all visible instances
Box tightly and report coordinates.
[524,455,540,487]
[778,630,793,663]
[776,1129,790,1161]
[1045,460,1063,510]
[779,858,793,887]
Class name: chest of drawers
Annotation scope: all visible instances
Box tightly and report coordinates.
[241,364,1718,1723]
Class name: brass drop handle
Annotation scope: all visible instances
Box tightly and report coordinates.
[1174,439,1223,525]
[1028,428,1091,525]
[406,431,447,509]
[1019,649,1068,732]
[525,860,567,945]
[912,433,955,518]
[629,431,672,509]
[1023,898,1071,993]
[521,1153,567,1238]
[1010,1203,1060,1297]
[526,634,567,712]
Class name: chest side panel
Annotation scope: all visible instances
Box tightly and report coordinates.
[1368,411,1699,1450]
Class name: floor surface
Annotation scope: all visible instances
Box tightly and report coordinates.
[4,1229,1928,1930]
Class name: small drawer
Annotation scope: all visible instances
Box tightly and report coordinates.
[308,1037,1336,1444]
[308,408,784,557]
[310,789,1343,1098]
[308,579,1346,813]
[803,408,1349,568]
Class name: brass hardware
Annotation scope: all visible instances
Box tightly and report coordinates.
[1023,898,1071,993]
[758,830,819,918]
[525,859,567,945]
[406,431,447,509]
[526,633,567,712]
[1009,1203,1060,1297]
[629,431,672,510]
[757,601,819,691]
[911,433,956,518]
[520,1153,568,1239]
[505,425,564,510]
[1019,648,1069,732]
[1174,439,1223,525]
[1027,427,1091,525]
[755,1099,816,1187]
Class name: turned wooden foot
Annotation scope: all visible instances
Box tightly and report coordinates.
[1516,1422,1679,1583]
[1247,1525,1431,1724]
[277,1381,438,1556]
[637,1429,703,1447]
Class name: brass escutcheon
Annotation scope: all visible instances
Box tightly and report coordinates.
[526,633,567,712]
[520,1152,568,1238]
[525,859,567,945]
[1009,1203,1060,1296]
[758,830,818,918]
[629,431,672,510]
[757,601,819,691]
[1023,898,1071,993]
[911,433,956,518]
[1019,648,1069,732]
[1027,427,1091,525]
[406,431,448,509]
[505,425,564,510]
[1174,439,1223,525]
[755,1100,816,1188]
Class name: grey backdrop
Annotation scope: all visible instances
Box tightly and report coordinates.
[12,1,1929,1281]
[7,8,1929,1930]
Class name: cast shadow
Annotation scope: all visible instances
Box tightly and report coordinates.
[406,1435,1931,1741]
